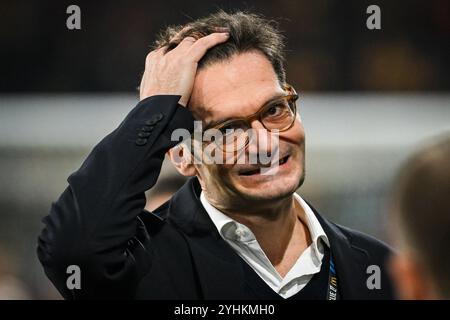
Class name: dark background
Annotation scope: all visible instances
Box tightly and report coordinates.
[1,0,449,93]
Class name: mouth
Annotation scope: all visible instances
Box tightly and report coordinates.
[238,154,290,176]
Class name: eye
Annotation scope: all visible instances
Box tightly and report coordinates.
[263,102,289,118]
[267,106,281,115]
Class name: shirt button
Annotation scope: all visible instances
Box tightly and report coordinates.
[235,228,244,238]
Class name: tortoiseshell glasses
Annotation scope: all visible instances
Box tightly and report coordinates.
[201,84,299,153]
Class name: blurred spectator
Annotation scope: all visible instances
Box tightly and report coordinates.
[0,247,32,299]
[389,134,450,299]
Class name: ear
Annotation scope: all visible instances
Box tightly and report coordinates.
[167,144,197,177]
[388,253,434,300]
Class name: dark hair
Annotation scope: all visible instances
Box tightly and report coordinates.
[153,10,286,84]
[392,134,450,298]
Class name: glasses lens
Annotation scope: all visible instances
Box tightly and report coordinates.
[216,120,249,153]
[208,89,298,154]
[261,97,296,131]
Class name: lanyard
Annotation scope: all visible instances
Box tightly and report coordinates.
[327,253,339,300]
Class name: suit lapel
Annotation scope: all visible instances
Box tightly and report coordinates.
[308,202,370,299]
[166,177,370,299]
[167,177,247,299]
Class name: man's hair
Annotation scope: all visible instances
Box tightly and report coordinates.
[392,134,450,298]
[153,10,286,84]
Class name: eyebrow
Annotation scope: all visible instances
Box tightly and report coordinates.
[204,92,286,129]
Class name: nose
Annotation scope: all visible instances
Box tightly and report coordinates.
[246,120,279,164]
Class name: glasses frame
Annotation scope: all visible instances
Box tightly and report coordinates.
[205,83,298,134]
[189,83,299,155]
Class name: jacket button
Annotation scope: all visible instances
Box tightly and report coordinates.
[141,125,154,132]
[145,119,157,125]
[145,113,164,125]
[135,138,147,146]
[138,131,151,138]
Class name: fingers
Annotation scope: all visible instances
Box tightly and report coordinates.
[149,27,192,55]
[151,26,230,56]
[213,27,230,33]
[168,26,230,56]
[170,26,193,43]
[188,32,230,61]
[139,26,230,102]
[175,36,198,51]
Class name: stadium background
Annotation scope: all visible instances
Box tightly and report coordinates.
[0,0,449,298]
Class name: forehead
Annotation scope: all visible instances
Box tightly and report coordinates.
[189,51,284,124]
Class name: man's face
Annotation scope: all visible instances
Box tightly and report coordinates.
[188,50,305,211]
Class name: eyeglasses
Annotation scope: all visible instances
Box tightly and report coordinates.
[198,84,299,153]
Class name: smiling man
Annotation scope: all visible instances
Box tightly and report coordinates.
[37,10,396,299]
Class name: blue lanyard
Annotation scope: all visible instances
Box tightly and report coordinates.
[327,253,339,300]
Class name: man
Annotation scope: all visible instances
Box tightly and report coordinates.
[389,136,450,300]
[37,10,395,299]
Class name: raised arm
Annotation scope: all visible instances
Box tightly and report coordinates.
[37,28,230,299]
[37,95,194,299]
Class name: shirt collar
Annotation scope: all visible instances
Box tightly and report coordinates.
[199,192,243,240]
[292,193,330,255]
[200,191,330,255]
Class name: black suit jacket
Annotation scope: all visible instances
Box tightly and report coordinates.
[37,95,396,299]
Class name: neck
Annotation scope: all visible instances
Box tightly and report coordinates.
[214,194,312,274]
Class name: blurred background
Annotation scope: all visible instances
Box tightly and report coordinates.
[0,0,449,299]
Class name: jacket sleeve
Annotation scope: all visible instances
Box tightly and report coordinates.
[37,95,195,299]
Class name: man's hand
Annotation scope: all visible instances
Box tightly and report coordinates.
[139,28,230,107]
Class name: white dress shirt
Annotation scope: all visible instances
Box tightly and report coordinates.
[200,191,329,299]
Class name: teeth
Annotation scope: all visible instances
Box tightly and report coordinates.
[240,156,289,175]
